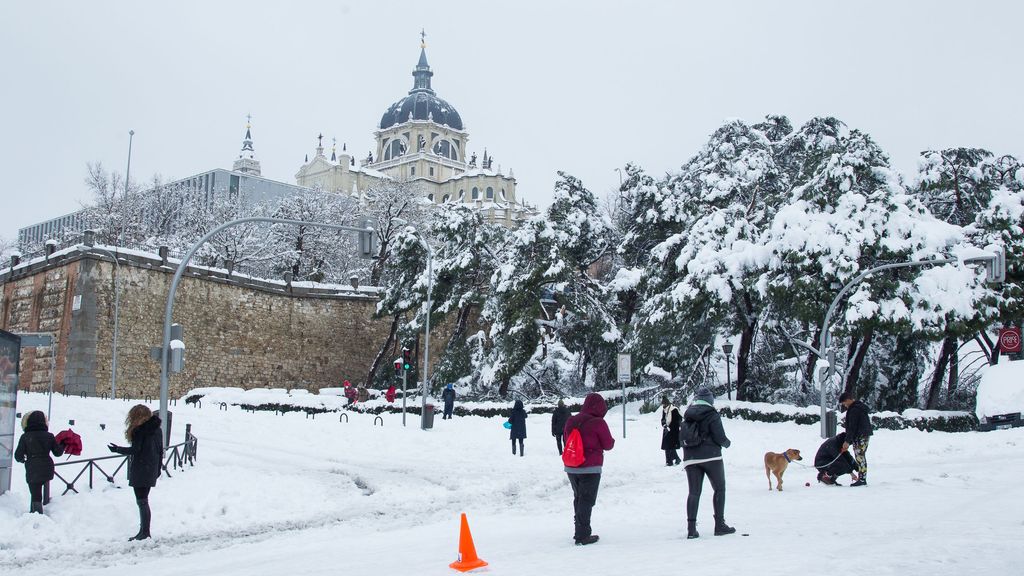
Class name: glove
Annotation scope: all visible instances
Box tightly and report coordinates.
[107,443,120,453]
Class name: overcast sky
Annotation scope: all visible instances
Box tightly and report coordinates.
[1,0,1022,239]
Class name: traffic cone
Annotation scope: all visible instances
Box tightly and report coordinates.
[449,512,488,572]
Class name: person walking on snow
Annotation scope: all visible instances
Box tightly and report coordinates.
[14,411,64,514]
[509,400,528,456]
[108,405,164,541]
[385,385,397,403]
[661,396,682,466]
[563,392,615,545]
[441,383,456,419]
[839,392,872,487]
[551,399,571,455]
[682,387,735,539]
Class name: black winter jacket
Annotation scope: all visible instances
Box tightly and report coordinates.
[509,401,527,440]
[681,403,731,461]
[843,400,873,443]
[14,413,63,484]
[441,387,456,409]
[112,416,164,488]
[661,407,682,450]
[551,405,570,436]
[814,433,857,477]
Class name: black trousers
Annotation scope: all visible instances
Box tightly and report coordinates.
[664,448,680,464]
[28,482,43,502]
[511,438,524,456]
[567,473,601,540]
[685,460,726,522]
[554,434,564,455]
[443,405,453,419]
[134,486,152,534]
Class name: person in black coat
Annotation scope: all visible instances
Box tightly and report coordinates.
[814,432,859,485]
[682,387,734,539]
[839,392,873,487]
[441,384,456,419]
[551,399,570,455]
[660,397,682,466]
[14,411,64,514]
[108,404,164,541]
[509,400,527,457]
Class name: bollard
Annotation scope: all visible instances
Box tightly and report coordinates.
[80,392,86,399]
[100,423,106,430]
[69,419,75,426]
[374,416,383,427]
[306,412,316,420]
[339,413,349,423]
[219,402,227,411]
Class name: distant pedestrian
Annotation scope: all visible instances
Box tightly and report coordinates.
[563,393,615,545]
[814,432,859,485]
[509,400,528,456]
[551,399,571,455]
[660,396,681,466]
[385,385,397,404]
[108,405,163,541]
[343,380,356,405]
[839,392,872,487]
[14,411,64,514]
[682,387,735,539]
[441,383,456,419]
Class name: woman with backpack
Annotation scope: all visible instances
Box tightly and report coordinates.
[681,387,735,539]
[509,400,528,456]
[108,405,164,541]
[562,393,615,546]
[14,411,64,514]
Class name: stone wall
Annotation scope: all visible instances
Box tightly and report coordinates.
[1,248,454,399]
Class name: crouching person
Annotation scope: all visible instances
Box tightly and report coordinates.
[814,432,859,486]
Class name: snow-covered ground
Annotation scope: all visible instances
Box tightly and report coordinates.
[2,392,1022,575]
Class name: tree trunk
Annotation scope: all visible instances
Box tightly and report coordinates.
[946,339,959,399]
[980,331,999,365]
[735,320,755,401]
[365,314,401,388]
[925,335,957,409]
[843,326,874,396]
[805,326,822,391]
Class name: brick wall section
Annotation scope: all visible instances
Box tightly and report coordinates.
[2,250,456,399]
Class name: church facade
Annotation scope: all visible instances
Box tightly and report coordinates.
[295,39,537,227]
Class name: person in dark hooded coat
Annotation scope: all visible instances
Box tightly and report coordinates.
[441,383,456,419]
[14,410,64,514]
[509,400,528,456]
[108,404,163,541]
[682,387,735,539]
[563,393,615,546]
[660,396,682,466]
[814,432,859,485]
[551,399,571,455]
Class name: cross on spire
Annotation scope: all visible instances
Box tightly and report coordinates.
[420,28,426,48]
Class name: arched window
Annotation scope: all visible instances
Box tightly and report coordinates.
[428,193,434,202]
[501,188,507,200]
[486,187,494,199]
[458,189,465,201]
[443,194,450,203]
[472,187,479,200]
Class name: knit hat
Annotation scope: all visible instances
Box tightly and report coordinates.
[695,387,715,406]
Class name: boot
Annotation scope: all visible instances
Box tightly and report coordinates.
[520,443,524,457]
[714,516,736,536]
[687,520,699,539]
[850,478,867,487]
[130,498,152,541]
[574,535,600,546]
[30,501,43,514]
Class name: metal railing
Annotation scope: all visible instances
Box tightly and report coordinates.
[47,427,198,501]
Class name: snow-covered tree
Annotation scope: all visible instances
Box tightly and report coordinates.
[916,148,997,227]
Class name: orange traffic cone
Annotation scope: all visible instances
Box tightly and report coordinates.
[449,512,488,572]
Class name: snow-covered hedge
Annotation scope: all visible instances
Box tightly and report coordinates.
[716,400,977,433]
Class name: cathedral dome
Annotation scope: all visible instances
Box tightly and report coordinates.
[378,44,464,131]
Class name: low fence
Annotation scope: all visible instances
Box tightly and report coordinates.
[47,425,198,502]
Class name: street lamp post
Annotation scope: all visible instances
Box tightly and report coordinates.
[121,130,134,245]
[722,343,734,400]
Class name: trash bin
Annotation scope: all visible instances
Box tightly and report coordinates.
[421,404,435,429]
[825,409,837,438]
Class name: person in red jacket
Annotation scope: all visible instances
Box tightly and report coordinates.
[562,393,615,546]
[385,385,397,403]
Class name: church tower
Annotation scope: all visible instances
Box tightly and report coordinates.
[233,115,262,176]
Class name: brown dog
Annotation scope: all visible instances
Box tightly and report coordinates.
[764,449,802,491]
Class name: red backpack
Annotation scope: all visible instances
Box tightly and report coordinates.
[561,418,592,467]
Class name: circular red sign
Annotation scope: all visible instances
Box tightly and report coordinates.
[999,328,1021,353]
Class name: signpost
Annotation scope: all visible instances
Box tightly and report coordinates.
[998,327,1021,355]
[617,353,631,438]
[0,330,21,496]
